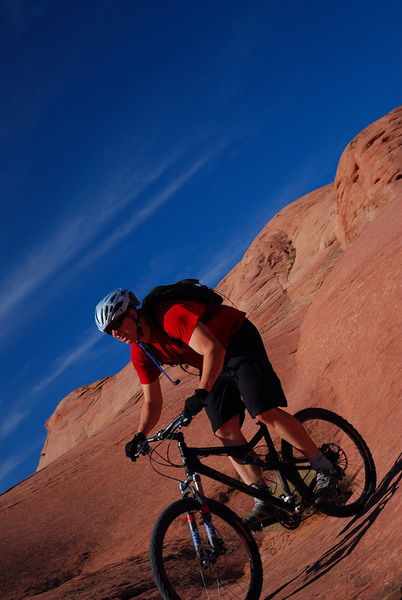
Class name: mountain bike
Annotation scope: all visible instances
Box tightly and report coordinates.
[134,407,376,600]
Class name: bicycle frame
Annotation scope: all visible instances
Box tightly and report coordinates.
[165,421,314,516]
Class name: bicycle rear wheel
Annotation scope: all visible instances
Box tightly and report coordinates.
[149,497,263,600]
[281,408,376,517]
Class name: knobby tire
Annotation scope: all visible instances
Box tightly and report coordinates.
[149,497,263,600]
[281,407,376,517]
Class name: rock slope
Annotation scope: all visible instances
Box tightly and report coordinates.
[0,107,401,600]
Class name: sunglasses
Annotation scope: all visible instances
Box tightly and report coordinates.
[105,314,127,335]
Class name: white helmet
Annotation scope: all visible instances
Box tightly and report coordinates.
[95,288,140,333]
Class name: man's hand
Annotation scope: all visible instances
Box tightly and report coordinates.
[125,432,147,461]
[183,388,209,422]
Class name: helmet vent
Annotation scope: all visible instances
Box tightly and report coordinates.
[114,301,123,313]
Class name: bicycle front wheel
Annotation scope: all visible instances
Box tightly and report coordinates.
[149,497,263,600]
[281,408,376,517]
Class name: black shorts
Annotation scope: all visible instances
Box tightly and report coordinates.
[203,319,287,434]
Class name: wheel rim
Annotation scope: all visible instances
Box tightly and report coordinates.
[156,506,257,599]
[291,415,371,510]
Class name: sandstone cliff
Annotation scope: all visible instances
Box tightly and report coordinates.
[0,107,401,600]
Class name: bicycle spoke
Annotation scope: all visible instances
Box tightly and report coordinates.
[282,408,376,517]
[164,515,250,598]
[150,498,262,600]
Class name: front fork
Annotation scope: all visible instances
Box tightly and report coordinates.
[180,473,222,558]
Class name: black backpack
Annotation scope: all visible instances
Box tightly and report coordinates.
[141,278,223,325]
[139,279,224,375]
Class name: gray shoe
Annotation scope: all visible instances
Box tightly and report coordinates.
[314,468,340,504]
[242,502,275,529]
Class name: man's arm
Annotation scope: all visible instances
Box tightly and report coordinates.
[187,322,226,391]
[137,378,163,436]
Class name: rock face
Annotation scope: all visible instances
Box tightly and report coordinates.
[0,107,401,600]
[39,364,142,468]
[335,108,402,247]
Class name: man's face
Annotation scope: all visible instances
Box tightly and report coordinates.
[111,310,138,344]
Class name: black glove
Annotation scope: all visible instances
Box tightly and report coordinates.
[183,388,209,422]
[125,432,147,461]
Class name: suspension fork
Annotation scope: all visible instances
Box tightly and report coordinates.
[179,473,221,555]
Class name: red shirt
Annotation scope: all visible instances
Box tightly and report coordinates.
[130,301,246,384]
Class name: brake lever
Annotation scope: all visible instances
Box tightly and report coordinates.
[180,414,192,428]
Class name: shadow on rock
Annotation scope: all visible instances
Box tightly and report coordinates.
[264,454,402,600]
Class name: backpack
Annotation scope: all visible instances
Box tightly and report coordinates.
[141,278,223,324]
[139,279,224,376]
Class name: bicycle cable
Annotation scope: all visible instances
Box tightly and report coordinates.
[147,438,184,483]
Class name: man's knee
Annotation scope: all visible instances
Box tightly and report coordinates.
[215,415,243,443]
[255,406,285,425]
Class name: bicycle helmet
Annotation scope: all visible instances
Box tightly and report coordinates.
[95,288,140,332]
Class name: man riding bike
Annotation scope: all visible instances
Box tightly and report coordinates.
[95,287,339,528]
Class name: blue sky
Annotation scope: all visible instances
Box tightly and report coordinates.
[0,0,400,493]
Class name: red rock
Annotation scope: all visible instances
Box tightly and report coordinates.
[334,107,402,248]
[0,107,401,600]
[39,364,142,469]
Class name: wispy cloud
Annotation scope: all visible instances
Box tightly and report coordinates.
[0,408,31,441]
[0,214,87,322]
[0,329,101,441]
[0,146,221,335]
[0,437,43,489]
[30,330,100,397]
[198,232,255,287]
[74,148,224,272]
[0,453,27,485]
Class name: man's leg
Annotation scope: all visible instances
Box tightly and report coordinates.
[256,407,340,503]
[215,414,262,485]
[215,414,275,527]
[255,407,319,459]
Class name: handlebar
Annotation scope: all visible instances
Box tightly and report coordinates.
[147,412,191,442]
[134,412,192,458]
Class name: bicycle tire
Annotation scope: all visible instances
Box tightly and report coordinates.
[281,408,376,517]
[149,497,263,600]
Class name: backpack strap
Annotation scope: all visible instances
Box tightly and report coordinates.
[138,305,203,377]
[136,340,181,385]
